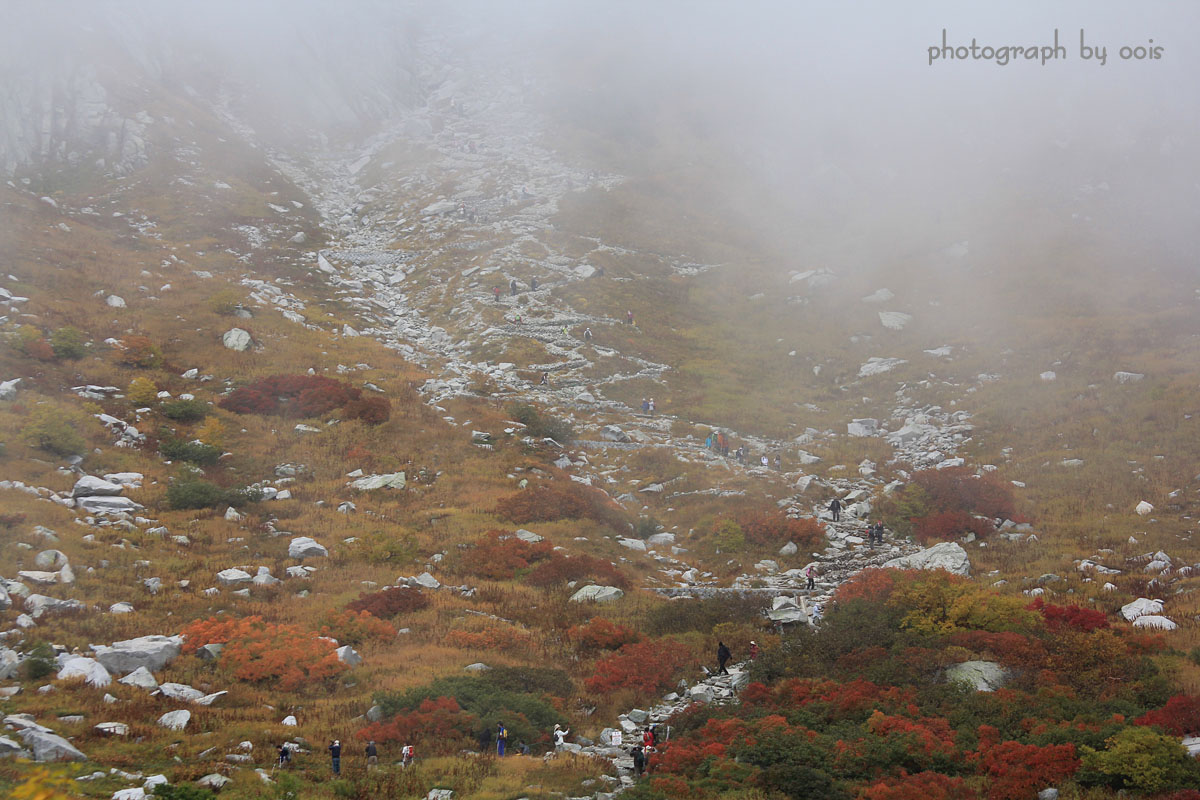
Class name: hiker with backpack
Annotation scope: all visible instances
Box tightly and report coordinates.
[829,497,842,522]
[806,564,817,591]
[716,641,732,675]
[496,722,508,756]
[401,743,414,768]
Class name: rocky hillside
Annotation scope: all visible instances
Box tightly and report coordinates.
[2,4,1199,800]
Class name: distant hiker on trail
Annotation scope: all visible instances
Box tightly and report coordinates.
[496,722,508,756]
[631,745,646,777]
[648,398,656,413]
[717,641,732,675]
[583,326,592,341]
[515,312,522,324]
[493,286,501,302]
[736,447,744,464]
[366,740,378,769]
[277,743,291,769]
[866,519,876,549]
[641,398,650,413]
[806,564,816,591]
[749,640,760,660]
[540,372,549,386]
[562,325,569,337]
[642,726,656,751]
[705,433,714,450]
[873,521,885,546]
[829,497,842,522]
[553,724,569,750]
[511,279,518,296]
[531,277,539,290]
[401,743,414,768]
[761,455,769,469]
[329,740,341,775]
[627,310,634,325]
[774,454,781,470]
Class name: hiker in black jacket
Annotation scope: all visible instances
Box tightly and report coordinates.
[717,641,732,675]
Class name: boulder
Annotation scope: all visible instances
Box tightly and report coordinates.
[1113,371,1144,384]
[514,529,544,543]
[157,710,190,731]
[1135,500,1154,516]
[158,683,205,703]
[349,472,407,491]
[0,647,19,680]
[884,542,971,576]
[411,572,440,589]
[24,594,85,617]
[56,657,111,687]
[336,645,362,667]
[779,541,798,557]
[768,595,809,624]
[19,729,87,762]
[286,534,328,561]
[95,722,129,736]
[72,476,124,498]
[1120,597,1163,622]
[878,311,912,330]
[222,328,253,351]
[216,568,252,586]
[118,666,158,690]
[599,425,631,443]
[93,635,182,675]
[847,419,879,437]
[0,377,20,401]
[570,585,624,604]
[1132,615,1176,631]
[76,496,144,514]
[34,550,68,569]
[618,538,646,551]
[197,774,231,790]
[944,660,1012,691]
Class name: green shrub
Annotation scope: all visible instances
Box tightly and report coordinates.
[634,516,660,539]
[161,398,210,422]
[49,326,87,359]
[166,479,262,510]
[22,642,56,680]
[506,402,575,444]
[645,594,770,637]
[160,438,222,466]
[21,405,87,456]
[153,784,217,800]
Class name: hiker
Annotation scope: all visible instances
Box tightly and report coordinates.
[717,641,732,675]
[366,740,378,769]
[736,447,745,464]
[761,455,769,469]
[626,310,634,325]
[401,743,414,768]
[493,286,501,302]
[774,454,781,470]
[583,326,592,341]
[561,325,569,337]
[511,279,518,296]
[631,745,646,777]
[531,277,539,290]
[642,726,655,751]
[496,721,508,756]
[874,521,886,545]
[515,312,522,324]
[749,641,759,660]
[540,372,549,386]
[329,740,341,775]
[641,398,649,413]
[518,741,531,755]
[705,433,714,450]
[648,398,656,413]
[277,743,291,769]
[806,564,816,591]
[553,724,569,750]
[829,497,842,522]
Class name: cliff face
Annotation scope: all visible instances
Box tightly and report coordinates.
[0,1,425,177]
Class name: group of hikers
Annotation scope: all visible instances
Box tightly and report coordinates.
[283,739,414,774]
[703,431,783,470]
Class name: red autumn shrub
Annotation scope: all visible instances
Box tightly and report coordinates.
[219,374,368,420]
[1027,598,1109,633]
[567,617,641,652]
[495,483,629,532]
[1135,694,1200,736]
[912,510,993,545]
[738,510,826,549]
[117,335,161,368]
[296,383,355,417]
[584,639,693,695]
[344,395,390,424]
[218,387,276,415]
[454,530,555,581]
[911,466,1015,519]
[835,568,909,604]
[860,771,974,800]
[180,616,346,691]
[945,631,1047,671]
[357,696,476,752]
[525,552,630,590]
[974,740,1079,800]
[346,586,430,619]
[318,609,397,646]
[866,711,958,760]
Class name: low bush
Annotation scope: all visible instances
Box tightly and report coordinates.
[166,479,262,510]
[180,616,346,691]
[117,335,162,368]
[346,586,430,619]
[127,377,159,406]
[22,405,87,456]
[738,510,825,550]
[219,374,389,424]
[584,639,693,695]
[452,530,554,581]
[495,483,629,533]
[161,398,210,422]
[525,552,630,590]
[507,402,574,443]
[568,617,641,652]
[49,326,87,359]
[318,609,397,646]
[160,438,222,466]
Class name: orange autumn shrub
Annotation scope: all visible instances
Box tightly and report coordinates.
[180,616,346,691]
[318,609,397,646]
[567,617,641,652]
[357,696,476,753]
[584,639,692,695]
[860,771,973,800]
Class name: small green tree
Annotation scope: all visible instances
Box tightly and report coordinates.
[1079,726,1200,793]
[128,377,159,406]
[49,326,87,359]
[22,405,86,456]
[161,398,209,422]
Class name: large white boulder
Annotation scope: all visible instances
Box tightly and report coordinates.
[1135,500,1154,516]
[119,667,158,690]
[1121,597,1164,622]
[944,660,1012,691]
[349,472,407,490]
[19,729,87,762]
[1132,615,1176,631]
[878,311,912,330]
[92,635,182,675]
[288,537,328,559]
[72,476,124,498]
[216,568,252,586]
[884,542,971,576]
[56,657,112,687]
[75,496,144,514]
[336,645,362,667]
[222,328,253,351]
[157,710,190,731]
[569,585,624,604]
